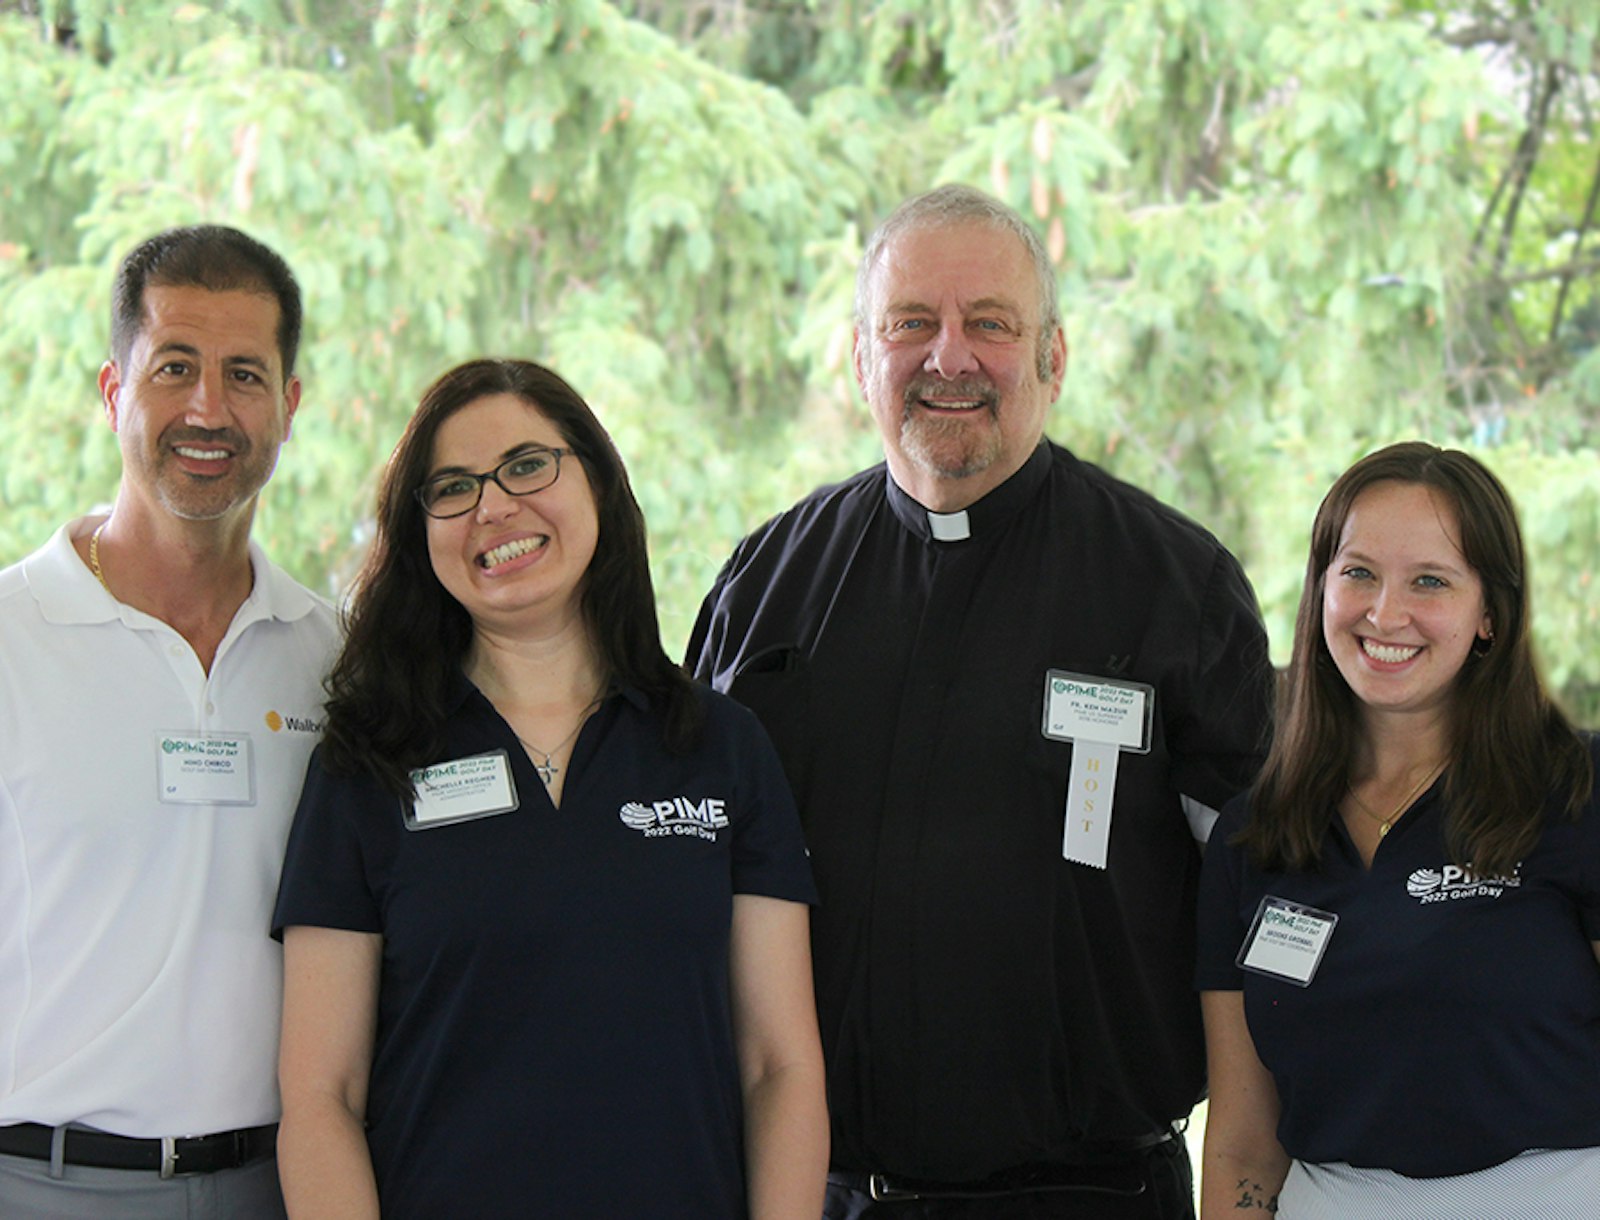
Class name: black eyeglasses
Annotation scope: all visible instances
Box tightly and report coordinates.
[415,447,574,519]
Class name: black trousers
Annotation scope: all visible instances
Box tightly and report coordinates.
[822,1139,1195,1220]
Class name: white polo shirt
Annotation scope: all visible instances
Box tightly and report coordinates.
[0,520,339,1137]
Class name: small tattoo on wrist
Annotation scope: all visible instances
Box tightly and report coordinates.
[1232,1178,1279,1211]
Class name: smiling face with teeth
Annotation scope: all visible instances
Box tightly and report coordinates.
[854,220,1067,512]
[1322,480,1493,724]
[423,392,599,635]
[100,284,300,527]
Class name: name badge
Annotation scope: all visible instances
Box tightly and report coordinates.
[1237,896,1338,986]
[156,733,256,805]
[1042,670,1154,870]
[405,750,519,830]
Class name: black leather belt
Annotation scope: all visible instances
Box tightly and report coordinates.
[828,1129,1178,1203]
[0,1122,277,1179]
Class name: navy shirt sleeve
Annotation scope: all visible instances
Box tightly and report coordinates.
[272,745,386,939]
[1195,796,1252,991]
[1579,767,1600,941]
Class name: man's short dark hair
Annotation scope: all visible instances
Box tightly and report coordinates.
[110,225,303,375]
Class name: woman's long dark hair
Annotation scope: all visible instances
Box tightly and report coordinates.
[1240,442,1591,875]
[320,358,703,796]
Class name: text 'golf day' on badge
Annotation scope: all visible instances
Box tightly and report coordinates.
[405,750,519,829]
[1042,670,1154,870]
[1237,896,1338,987]
[156,732,256,806]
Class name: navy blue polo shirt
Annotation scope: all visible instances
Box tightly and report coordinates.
[1197,738,1600,1178]
[273,678,817,1218]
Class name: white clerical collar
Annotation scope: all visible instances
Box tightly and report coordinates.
[927,510,971,542]
[882,442,1052,543]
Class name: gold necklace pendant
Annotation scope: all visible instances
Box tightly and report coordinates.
[1349,759,1446,839]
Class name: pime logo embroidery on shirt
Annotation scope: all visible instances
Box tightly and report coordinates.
[620,796,730,842]
[264,710,325,733]
[1406,863,1523,904]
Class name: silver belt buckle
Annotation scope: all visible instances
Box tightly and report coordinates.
[869,1173,919,1202]
[159,1136,178,1179]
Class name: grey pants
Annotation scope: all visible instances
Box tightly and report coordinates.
[0,1151,286,1220]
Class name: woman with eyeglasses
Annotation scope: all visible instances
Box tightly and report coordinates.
[1196,443,1600,1217]
[271,359,827,1218]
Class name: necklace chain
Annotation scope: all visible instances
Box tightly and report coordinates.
[1347,760,1446,837]
[88,520,110,592]
[515,691,605,786]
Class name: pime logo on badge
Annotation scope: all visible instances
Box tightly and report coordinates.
[161,738,238,756]
[1260,907,1322,946]
[1052,677,1138,708]
[1407,863,1522,904]
[619,796,730,842]
[1054,678,1110,699]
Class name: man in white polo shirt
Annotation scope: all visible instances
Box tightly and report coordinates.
[0,225,338,1218]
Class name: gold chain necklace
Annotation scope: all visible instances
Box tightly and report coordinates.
[1347,760,1446,837]
[88,520,110,592]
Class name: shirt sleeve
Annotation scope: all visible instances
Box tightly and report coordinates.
[684,554,733,682]
[1195,799,1253,991]
[1578,736,1600,941]
[271,745,386,939]
[719,696,818,907]
[1168,547,1274,836]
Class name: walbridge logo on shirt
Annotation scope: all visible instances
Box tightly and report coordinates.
[263,709,326,734]
[619,796,730,842]
[1406,862,1523,905]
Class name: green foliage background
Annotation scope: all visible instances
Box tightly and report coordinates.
[2,0,1596,718]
